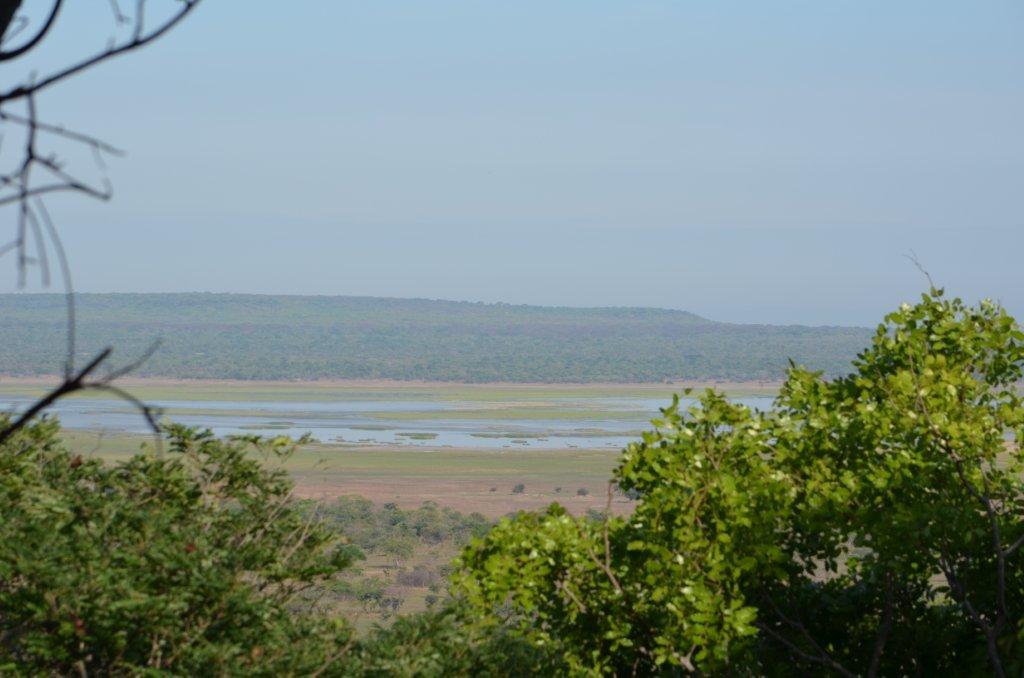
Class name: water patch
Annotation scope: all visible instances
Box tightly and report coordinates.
[0,393,775,450]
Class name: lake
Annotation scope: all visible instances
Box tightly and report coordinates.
[0,391,776,450]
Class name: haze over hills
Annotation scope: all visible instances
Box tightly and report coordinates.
[0,293,872,383]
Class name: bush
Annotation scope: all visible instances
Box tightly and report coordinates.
[347,606,557,676]
[575,487,589,496]
[0,423,354,674]
[397,565,440,588]
[511,483,525,495]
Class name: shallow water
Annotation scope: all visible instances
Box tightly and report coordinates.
[0,394,775,450]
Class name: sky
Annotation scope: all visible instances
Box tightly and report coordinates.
[4,1,1022,326]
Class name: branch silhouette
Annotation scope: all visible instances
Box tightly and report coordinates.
[0,0,202,444]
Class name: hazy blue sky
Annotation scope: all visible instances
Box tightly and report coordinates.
[9,1,1023,325]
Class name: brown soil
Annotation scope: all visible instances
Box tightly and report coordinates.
[292,476,634,518]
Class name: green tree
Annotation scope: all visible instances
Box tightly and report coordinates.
[0,421,356,675]
[454,289,1024,675]
[347,605,557,676]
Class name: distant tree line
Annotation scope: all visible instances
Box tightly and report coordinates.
[0,293,871,383]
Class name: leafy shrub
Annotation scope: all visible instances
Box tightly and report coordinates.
[575,487,589,496]
[347,606,557,676]
[511,484,525,495]
[0,422,354,675]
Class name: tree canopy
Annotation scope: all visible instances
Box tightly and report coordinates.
[455,289,1024,675]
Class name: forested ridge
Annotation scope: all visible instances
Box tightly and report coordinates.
[0,293,869,382]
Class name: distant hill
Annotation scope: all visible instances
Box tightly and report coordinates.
[0,293,872,383]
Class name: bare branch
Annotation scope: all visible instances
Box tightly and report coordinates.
[1003,532,1024,558]
[0,347,112,446]
[0,179,113,208]
[0,109,125,156]
[866,572,895,678]
[0,0,62,61]
[34,198,75,377]
[938,547,1006,678]
[85,383,162,438]
[0,1,24,42]
[108,0,129,24]
[904,250,935,289]
[755,621,855,678]
[102,339,163,382]
[0,0,203,105]
[0,2,200,445]
[758,589,856,678]
[24,202,48,286]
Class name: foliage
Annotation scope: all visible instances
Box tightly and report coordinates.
[345,605,557,676]
[0,421,355,675]
[0,292,870,382]
[454,290,1024,675]
[318,497,492,624]
[320,496,490,555]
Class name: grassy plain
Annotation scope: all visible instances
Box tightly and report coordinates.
[61,430,624,517]
[15,377,779,516]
